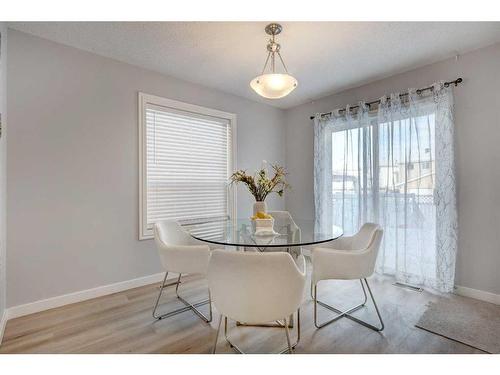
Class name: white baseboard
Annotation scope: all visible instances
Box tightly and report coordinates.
[454,285,500,305]
[0,310,7,345]
[6,272,170,321]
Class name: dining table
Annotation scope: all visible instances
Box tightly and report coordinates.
[188,218,343,256]
[185,217,343,351]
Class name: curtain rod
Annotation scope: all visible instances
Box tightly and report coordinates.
[309,78,463,120]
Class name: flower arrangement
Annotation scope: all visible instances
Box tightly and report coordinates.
[230,162,290,202]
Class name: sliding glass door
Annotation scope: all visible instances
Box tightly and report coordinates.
[316,86,456,292]
[331,112,438,287]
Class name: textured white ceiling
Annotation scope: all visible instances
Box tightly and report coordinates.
[9,22,500,109]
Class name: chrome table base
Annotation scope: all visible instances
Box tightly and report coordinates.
[152,272,212,323]
[313,278,384,331]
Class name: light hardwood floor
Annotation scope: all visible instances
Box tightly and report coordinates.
[0,263,483,354]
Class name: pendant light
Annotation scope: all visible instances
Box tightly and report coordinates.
[250,23,298,99]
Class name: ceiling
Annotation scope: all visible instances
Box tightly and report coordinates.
[9,22,500,109]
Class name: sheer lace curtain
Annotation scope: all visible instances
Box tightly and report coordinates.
[314,82,457,292]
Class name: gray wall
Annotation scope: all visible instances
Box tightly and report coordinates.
[6,30,286,307]
[285,42,500,295]
[0,23,7,320]
[6,28,500,309]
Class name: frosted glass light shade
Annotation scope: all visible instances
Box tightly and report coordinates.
[250,73,298,99]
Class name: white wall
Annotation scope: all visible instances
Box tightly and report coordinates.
[6,30,286,308]
[285,42,500,296]
[0,23,7,324]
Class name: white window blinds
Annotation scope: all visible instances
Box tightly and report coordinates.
[139,94,235,239]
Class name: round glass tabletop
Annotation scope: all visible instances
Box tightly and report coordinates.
[187,218,343,249]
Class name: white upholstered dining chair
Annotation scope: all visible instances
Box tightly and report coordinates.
[268,211,298,230]
[208,250,306,354]
[152,220,212,322]
[267,211,301,253]
[311,223,384,331]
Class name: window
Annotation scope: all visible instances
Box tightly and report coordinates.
[139,93,236,239]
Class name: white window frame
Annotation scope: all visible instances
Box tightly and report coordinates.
[138,92,237,240]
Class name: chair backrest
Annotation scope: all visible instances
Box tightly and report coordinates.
[361,225,384,276]
[208,250,306,324]
[268,211,297,229]
[312,223,383,281]
[351,223,381,250]
[154,220,194,247]
[350,223,383,277]
[154,220,210,274]
[267,211,301,249]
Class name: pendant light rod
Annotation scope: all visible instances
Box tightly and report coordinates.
[277,52,289,73]
[261,52,271,75]
[271,48,275,72]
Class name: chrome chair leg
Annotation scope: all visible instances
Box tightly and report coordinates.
[175,274,213,322]
[212,314,223,354]
[224,316,243,353]
[283,318,293,354]
[221,309,301,354]
[279,308,300,353]
[152,272,212,322]
[354,278,384,331]
[314,278,384,331]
